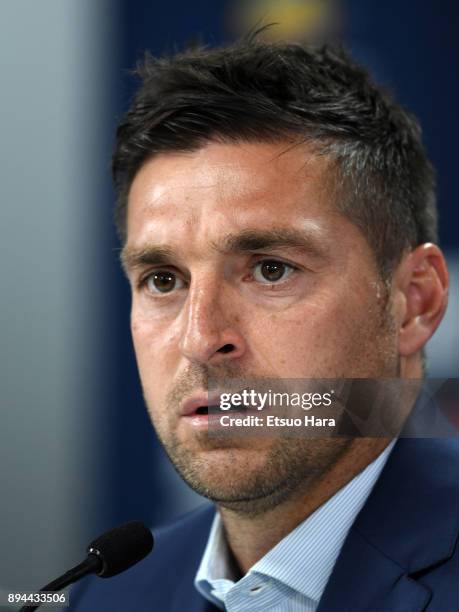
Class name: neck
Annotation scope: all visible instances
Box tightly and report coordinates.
[218,437,391,574]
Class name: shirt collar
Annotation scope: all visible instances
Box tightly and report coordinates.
[195,440,396,607]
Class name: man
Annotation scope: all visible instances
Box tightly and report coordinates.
[71,38,458,610]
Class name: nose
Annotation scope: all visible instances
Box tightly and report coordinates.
[178,277,247,365]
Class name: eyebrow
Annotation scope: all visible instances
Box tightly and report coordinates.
[120,246,177,275]
[213,228,327,257]
[120,228,328,275]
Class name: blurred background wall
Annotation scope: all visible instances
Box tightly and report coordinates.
[0,0,458,603]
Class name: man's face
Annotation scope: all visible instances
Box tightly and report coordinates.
[123,141,399,510]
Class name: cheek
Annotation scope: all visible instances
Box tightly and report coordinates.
[130,311,181,397]
[247,300,343,373]
[131,315,155,363]
[131,303,180,354]
[246,288,376,377]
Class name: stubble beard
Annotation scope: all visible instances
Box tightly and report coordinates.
[156,421,353,515]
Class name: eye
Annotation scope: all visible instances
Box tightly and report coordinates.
[144,271,185,294]
[252,260,296,284]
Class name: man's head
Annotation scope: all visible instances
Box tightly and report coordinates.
[115,39,448,513]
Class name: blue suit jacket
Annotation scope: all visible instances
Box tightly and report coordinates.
[69,438,459,611]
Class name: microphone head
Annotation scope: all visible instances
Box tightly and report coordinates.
[87,521,154,578]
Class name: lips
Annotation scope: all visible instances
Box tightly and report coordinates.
[181,394,223,417]
[181,392,251,417]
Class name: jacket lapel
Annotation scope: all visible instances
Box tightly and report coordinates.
[318,438,459,612]
[317,526,431,611]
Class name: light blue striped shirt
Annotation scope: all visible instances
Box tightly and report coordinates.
[195,440,396,611]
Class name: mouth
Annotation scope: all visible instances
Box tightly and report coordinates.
[181,393,251,418]
[193,404,245,416]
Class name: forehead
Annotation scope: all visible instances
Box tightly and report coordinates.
[126,140,336,246]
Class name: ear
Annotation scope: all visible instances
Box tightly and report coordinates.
[394,243,449,357]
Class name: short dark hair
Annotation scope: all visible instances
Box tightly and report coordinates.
[112,38,437,278]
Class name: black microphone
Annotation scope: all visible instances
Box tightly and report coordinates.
[19,521,154,611]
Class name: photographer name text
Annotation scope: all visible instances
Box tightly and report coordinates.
[218,414,336,427]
